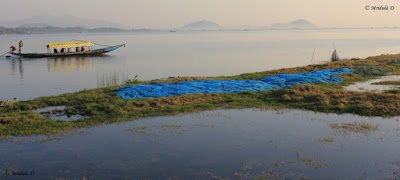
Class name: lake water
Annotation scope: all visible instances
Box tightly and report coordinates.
[1,29,400,179]
[1,29,400,100]
[1,109,400,179]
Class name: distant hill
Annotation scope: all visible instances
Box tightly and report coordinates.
[18,23,49,28]
[181,20,221,30]
[1,15,130,29]
[0,26,132,35]
[270,19,316,29]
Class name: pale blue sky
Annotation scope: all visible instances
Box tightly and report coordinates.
[2,0,399,28]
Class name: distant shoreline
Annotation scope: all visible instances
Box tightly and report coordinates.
[1,26,400,35]
[0,26,151,35]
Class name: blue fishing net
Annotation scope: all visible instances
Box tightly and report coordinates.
[116,68,354,100]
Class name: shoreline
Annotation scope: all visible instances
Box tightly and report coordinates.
[1,53,400,137]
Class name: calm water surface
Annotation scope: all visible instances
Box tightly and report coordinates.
[1,29,400,179]
[1,109,400,179]
[1,29,400,100]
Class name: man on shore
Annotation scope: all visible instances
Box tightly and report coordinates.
[18,40,23,54]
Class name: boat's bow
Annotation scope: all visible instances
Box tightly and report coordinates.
[103,44,125,53]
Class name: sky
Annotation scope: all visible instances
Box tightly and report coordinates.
[1,0,400,28]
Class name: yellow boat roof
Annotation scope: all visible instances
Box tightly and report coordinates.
[47,42,94,49]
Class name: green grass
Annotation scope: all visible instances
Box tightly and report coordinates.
[384,89,400,94]
[2,53,400,137]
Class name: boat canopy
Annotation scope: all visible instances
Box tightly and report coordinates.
[46,42,94,49]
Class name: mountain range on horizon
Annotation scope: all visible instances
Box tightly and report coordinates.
[269,19,316,29]
[0,15,323,31]
[179,19,317,30]
[0,15,131,29]
[180,20,221,30]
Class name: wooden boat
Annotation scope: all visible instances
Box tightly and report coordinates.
[10,42,125,58]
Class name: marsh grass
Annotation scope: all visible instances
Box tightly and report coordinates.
[217,159,311,180]
[0,98,16,107]
[384,89,400,94]
[125,124,185,136]
[125,126,159,135]
[288,157,329,169]
[2,53,400,137]
[194,123,215,128]
[97,72,125,87]
[161,124,181,128]
[97,71,141,87]
[329,122,378,134]
[317,137,334,144]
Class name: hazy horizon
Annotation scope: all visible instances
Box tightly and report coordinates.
[2,0,399,29]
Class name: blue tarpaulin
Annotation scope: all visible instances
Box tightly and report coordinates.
[116,68,355,100]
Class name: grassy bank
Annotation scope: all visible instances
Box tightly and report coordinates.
[2,53,400,137]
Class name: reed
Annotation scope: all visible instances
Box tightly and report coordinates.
[97,71,131,87]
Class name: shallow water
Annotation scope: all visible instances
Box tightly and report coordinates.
[1,108,400,179]
[345,75,400,92]
[1,29,400,100]
[2,29,400,180]
[32,106,88,121]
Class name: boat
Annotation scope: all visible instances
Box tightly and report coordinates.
[9,42,125,58]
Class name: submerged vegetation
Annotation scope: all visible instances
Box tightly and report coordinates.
[288,157,329,169]
[329,122,379,134]
[125,124,186,136]
[2,53,400,137]
[317,137,335,144]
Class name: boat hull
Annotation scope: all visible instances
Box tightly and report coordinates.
[11,44,124,58]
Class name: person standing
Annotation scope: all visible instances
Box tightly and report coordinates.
[18,40,23,54]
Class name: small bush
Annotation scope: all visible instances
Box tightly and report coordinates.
[0,98,16,108]
[125,75,141,85]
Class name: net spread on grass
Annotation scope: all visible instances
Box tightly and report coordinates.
[116,68,355,100]
[356,64,389,77]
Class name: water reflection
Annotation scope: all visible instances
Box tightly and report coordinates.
[10,58,24,79]
[1,54,122,101]
[47,56,93,72]
[8,56,94,80]
[0,109,400,179]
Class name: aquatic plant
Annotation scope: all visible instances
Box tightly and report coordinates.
[125,124,185,136]
[329,122,378,134]
[194,123,215,128]
[288,157,329,169]
[316,137,334,144]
